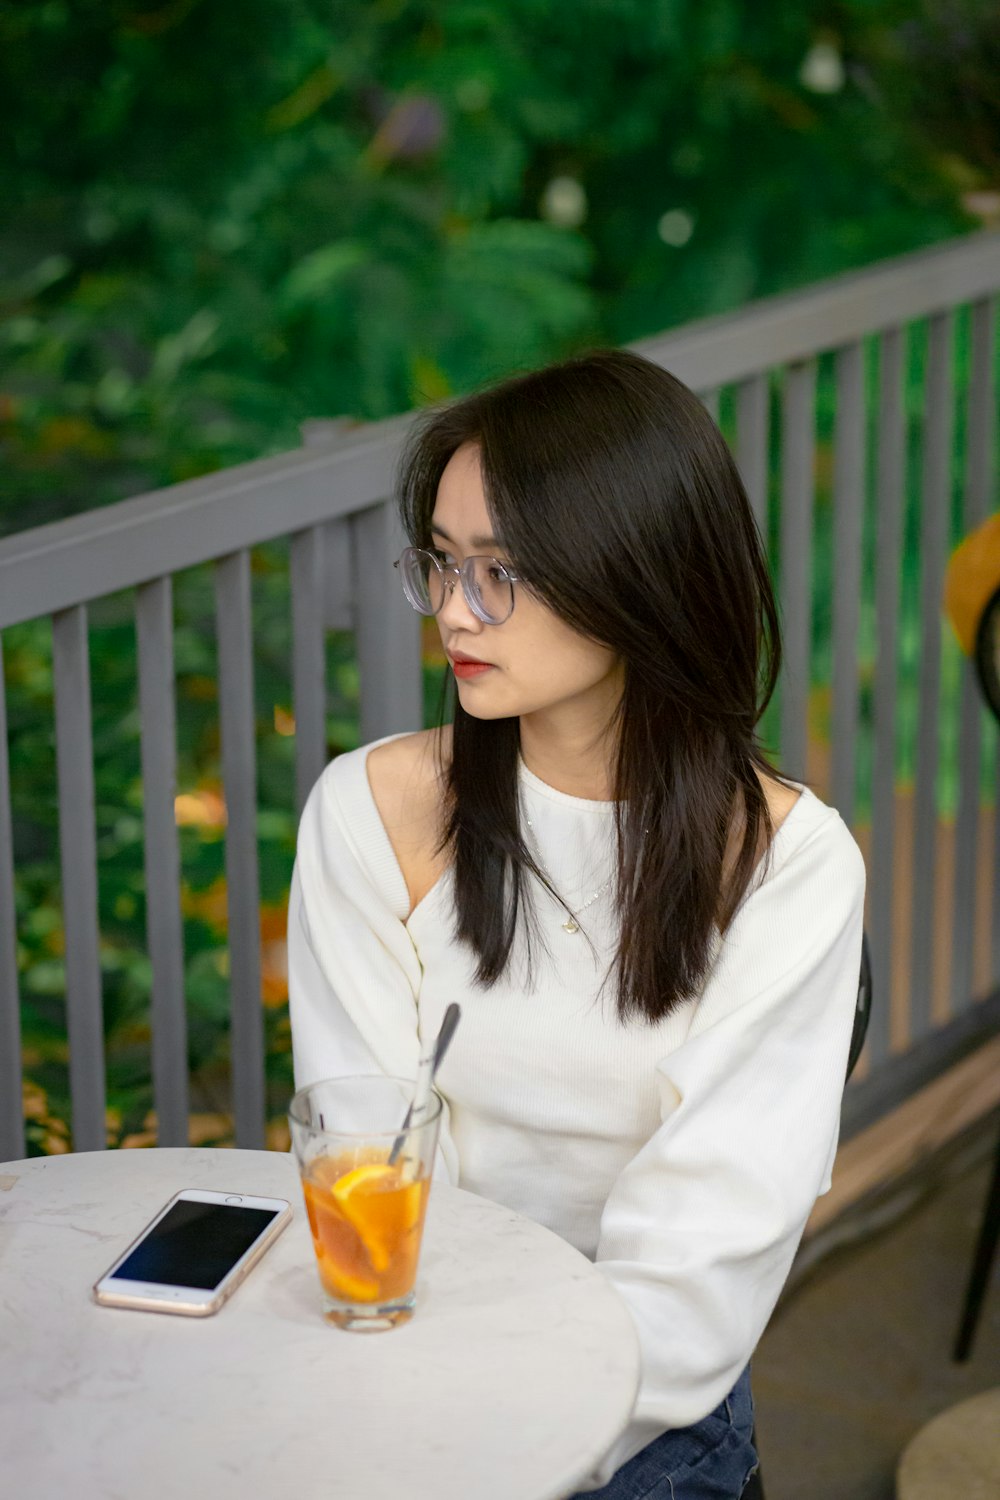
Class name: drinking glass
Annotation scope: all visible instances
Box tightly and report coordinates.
[288,1076,442,1331]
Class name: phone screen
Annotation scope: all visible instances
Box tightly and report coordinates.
[111,1200,280,1290]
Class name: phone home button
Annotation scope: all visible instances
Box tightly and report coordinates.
[225,1197,242,1204]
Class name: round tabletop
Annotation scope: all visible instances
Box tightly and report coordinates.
[0,1147,640,1500]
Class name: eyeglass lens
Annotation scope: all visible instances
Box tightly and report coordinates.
[400,549,514,624]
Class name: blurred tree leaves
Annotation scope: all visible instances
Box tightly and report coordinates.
[853,0,1000,193]
[0,0,976,534]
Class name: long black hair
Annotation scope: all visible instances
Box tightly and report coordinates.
[397,348,788,1024]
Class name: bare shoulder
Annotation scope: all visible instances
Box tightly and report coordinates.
[366,727,449,807]
[366,728,452,912]
[760,773,801,835]
[723,770,802,885]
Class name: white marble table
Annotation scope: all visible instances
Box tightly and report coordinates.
[0,1147,640,1500]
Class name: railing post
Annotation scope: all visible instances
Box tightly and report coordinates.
[290,526,328,819]
[953,296,997,1007]
[779,360,817,779]
[869,328,906,1065]
[910,311,954,1038]
[0,633,24,1161]
[830,341,866,826]
[353,501,423,744]
[215,550,265,1148]
[136,576,189,1146]
[737,373,770,539]
[52,604,106,1152]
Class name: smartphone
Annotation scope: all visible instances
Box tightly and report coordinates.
[92,1188,292,1316]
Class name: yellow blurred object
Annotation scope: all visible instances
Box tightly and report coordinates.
[943,511,1000,656]
[260,900,289,1007]
[22,1081,48,1120]
[266,1117,291,1153]
[187,1112,234,1147]
[174,786,227,828]
[180,876,229,929]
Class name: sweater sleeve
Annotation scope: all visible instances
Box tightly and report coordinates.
[577,810,866,1490]
[288,745,460,1186]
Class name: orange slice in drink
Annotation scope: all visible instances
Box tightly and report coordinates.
[321,1259,381,1304]
[330,1163,422,1274]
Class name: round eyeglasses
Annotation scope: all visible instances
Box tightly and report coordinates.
[394,546,521,626]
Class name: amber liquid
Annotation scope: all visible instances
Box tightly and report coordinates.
[301,1150,430,1306]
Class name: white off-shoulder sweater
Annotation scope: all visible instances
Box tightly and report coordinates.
[288,736,866,1490]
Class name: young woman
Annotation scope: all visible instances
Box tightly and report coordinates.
[289,349,866,1499]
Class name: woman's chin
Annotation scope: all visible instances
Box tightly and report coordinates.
[455,680,516,719]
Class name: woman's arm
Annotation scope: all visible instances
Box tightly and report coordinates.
[577,812,866,1489]
[288,743,459,1184]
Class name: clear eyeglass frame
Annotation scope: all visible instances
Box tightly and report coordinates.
[394,546,522,626]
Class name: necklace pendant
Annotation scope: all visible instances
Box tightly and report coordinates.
[562,917,580,934]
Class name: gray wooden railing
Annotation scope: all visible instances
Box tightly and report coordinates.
[2,230,999,1160]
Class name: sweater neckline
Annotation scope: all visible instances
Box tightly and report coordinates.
[517,755,810,844]
[517,757,616,812]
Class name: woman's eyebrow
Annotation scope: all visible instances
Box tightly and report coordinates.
[430,521,503,550]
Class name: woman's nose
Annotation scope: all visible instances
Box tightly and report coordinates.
[437,572,483,630]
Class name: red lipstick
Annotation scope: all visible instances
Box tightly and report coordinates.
[449,650,494,680]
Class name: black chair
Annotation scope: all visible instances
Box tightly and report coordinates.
[741,931,873,1500]
[951,581,1000,1363]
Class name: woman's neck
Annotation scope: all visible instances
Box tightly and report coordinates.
[518,713,618,801]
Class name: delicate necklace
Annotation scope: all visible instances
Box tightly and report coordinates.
[523,814,614,935]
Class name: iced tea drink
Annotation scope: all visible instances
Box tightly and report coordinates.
[301,1150,430,1307]
[288,1076,442,1330]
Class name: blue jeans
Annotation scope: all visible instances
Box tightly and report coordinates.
[567,1366,758,1500]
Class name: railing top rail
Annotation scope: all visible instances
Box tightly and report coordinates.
[1,230,997,630]
[636,228,1000,390]
[0,415,412,630]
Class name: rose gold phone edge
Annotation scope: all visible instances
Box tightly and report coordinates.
[91,1189,293,1317]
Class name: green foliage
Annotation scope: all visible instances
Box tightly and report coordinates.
[854,0,1000,190]
[2,0,990,1150]
[1,0,974,531]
